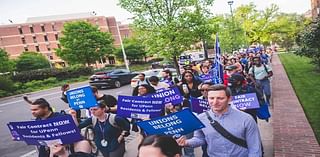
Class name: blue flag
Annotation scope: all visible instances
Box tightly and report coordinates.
[136,109,205,137]
[212,34,224,84]
[7,115,82,146]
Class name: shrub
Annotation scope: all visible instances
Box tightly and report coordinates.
[0,76,15,92]
[12,66,93,82]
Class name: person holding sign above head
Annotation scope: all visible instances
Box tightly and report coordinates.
[138,135,182,157]
[70,101,130,157]
[132,84,156,96]
[30,98,64,157]
[177,84,262,157]
[91,86,117,114]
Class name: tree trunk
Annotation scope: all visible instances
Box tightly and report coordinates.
[202,38,208,59]
[173,55,180,76]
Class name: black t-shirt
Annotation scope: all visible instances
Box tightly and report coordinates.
[97,94,117,113]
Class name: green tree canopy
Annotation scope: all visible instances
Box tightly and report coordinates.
[0,48,15,73]
[15,51,51,72]
[56,21,114,66]
[296,18,320,70]
[119,0,214,74]
[114,37,147,62]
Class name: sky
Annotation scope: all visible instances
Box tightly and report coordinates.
[0,0,311,25]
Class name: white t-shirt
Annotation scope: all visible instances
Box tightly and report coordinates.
[151,82,170,90]
[249,64,272,80]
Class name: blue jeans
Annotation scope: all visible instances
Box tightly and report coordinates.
[183,132,195,157]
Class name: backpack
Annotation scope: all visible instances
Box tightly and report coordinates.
[252,64,269,80]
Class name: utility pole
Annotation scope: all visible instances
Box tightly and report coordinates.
[228,1,235,53]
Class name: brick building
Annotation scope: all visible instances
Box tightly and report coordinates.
[311,0,320,18]
[0,13,132,67]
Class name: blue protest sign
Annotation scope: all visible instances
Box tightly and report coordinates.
[149,87,183,105]
[117,95,164,119]
[199,74,213,83]
[232,93,260,110]
[7,123,22,141]
[66,86,97,110]
[190,97,209,114]
[137,109,205,136]
[7,115,82,146]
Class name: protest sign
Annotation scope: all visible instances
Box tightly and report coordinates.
[232,93,260,110]
[190,97,209,114]
[149,87,183,105]
[199,74,213,83]
[137,109,205,136]
[66,86,97,110]
[7,115,82,146]
[117,95,164,119]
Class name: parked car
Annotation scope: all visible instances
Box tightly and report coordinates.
[89,69,138,88]
[131,68,177,87]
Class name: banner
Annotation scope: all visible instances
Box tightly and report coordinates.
[199,74,213,83]
[117,95,164,119]
[149,87,183,105]
[7,115,82,146]
[137,109,205,136]
[190,97,210,114]
[232,93,260,110]
[66,86,97,110]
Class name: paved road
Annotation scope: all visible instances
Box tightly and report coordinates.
[0,81,133,157]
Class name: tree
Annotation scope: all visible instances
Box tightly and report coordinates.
[114,37,147,62]
[296,18,320,70]
[15,52,51,72]
[119,0,214,74]
[0,49,15,73]
[56,21,114,66]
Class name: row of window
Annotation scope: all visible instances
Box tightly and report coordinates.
[18,25,56,34]
[21,34,58,44]
[23,44,60,52]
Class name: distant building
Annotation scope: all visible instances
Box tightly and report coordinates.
[311,0,320,18]
[0,12,132,67]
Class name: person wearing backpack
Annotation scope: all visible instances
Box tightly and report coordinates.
[70,102,130,157]
[248,57,273,104]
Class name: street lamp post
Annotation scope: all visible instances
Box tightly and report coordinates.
[116,21,130,71]
[228,1,235,52]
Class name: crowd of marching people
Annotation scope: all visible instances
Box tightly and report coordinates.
[20,46,275,157]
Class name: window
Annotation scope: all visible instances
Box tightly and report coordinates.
[124,34,129,38]
[49,55,53,60]
[24,46,28,52]
[35,46,40,52]
[30,27,34,33]
[44,35,48,42]
[18,27,23,34]
[33,36,37,43]
[55,34,58,40]
[41,25,45,32]
[57,44,61,48]
[47,46,51,51]
[21,37,26,44]
[52,25,56,31]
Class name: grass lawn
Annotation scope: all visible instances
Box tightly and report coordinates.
[279,53,320,143]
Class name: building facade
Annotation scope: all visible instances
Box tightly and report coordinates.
[311,0,320,18]
[0,13,132,67]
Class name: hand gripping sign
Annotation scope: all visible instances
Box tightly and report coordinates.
[66,86,97,110]
[232,93,260,110]
[117,95,164,119]
[137,109,205,137]
[7,115,82,146]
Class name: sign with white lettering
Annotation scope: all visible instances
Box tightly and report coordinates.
[117,95,164,119]
[137,109,205,136]
[7,115,82,146]
[66,86,97,110]
[232,93,260,110]
[149,87,183,105]
[190,97,209,114]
